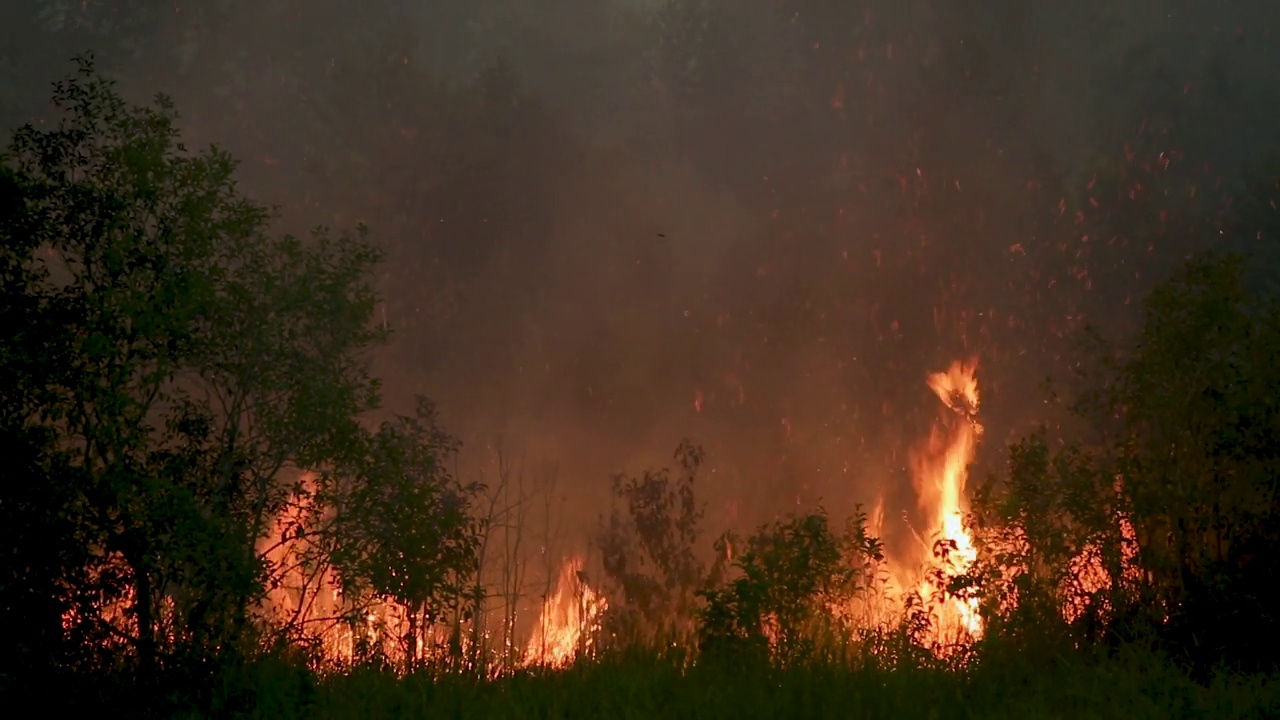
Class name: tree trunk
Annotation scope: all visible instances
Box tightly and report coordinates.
[131,556,157,678]
[406,607,419,673]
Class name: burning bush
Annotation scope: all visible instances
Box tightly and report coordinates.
[321,398,485,672]
[964,253,1280,676]
[0,57,467,694]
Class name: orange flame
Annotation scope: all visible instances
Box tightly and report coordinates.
[522,557,608,667]
[908,358,983,641]
[1062,476,1142,623]
[257,471,365,660]
[258,472,423,665]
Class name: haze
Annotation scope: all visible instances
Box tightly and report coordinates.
[6,0,1278,559]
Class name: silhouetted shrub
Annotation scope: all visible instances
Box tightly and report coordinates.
[697,506,884,665]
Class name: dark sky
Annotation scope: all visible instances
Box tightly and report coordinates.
[6,0,1280,562]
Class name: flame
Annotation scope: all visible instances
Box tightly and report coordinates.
[522,557,608,668]
[257,472,429,666]
[908,358,984,641]
[257,471,363,660]
[868,491,886,541]
[1062,476,1142,624]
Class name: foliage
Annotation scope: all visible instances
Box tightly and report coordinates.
[0,56,484,703]
[965,429,1136,654]
[697,506,884,664]
[8,44,1280,713]
[967,252,1280,675]
[597,440,706,646]
[160,642,1280,720]
[324,397,485,670]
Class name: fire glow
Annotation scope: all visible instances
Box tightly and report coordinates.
[247,362,992,669]
[522,557,608,667]
[73,357,1138,670]
[908,358,984,641]
[865,358,985,646]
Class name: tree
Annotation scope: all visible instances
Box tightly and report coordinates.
[697,506,884,665]
[597,440,707,647]
[0,55,388,691]
[969,252,1280,675]
[325,398,484,672]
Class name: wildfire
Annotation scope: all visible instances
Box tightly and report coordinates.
[258,472,435,666]
[241,474,615,672]
[907,358,984,641]
[1062,476,1142,624]
[58,353,1153,670]
[522,557,609,668]
[257,471,364,660]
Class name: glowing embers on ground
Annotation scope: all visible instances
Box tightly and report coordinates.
[885,358,985,643]
[522,556,609,667]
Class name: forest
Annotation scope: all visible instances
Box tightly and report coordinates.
[3,1,1280,718]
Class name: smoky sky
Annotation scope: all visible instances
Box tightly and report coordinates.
[6,0,1280,552]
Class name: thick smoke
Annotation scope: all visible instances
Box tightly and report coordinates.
[6,0,1279,551]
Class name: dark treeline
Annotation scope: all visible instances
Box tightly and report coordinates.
[2,58,1280,718]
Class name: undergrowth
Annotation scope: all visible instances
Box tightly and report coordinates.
[163,643,1278,720]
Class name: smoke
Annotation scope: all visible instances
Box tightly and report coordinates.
[6,0,1280,548]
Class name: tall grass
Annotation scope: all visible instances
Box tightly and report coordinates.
[196,642,1277,720]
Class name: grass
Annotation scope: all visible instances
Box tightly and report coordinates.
[204,645,1279,720]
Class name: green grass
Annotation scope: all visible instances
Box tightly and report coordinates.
[211,646,1279,720]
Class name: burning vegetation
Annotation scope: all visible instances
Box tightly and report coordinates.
[4,16,1280,715]
[522,557,608,668]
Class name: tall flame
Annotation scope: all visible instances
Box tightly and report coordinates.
[522,557,608,667]
[909,358,983,640]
